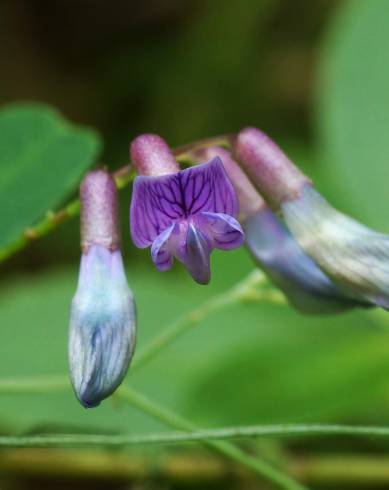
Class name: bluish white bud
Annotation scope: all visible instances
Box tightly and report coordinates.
[282,184,389,309]
[232,127,389,309]
[69,170,136,408]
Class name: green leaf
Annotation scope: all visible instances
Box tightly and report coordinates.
[316,0,389,231]
[0,103,102,252]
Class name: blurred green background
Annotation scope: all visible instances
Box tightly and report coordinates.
[2,0,389,489]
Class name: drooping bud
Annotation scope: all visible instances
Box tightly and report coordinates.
[69,170,137,408]
[232,127,389,309]
[193,146,365,313]
[129,134,244,285]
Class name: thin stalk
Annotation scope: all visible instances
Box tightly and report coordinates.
[131,270,273,371]
[117,386,308,490]
[2,423,389,448]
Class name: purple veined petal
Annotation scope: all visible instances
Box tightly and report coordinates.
[130,175,182,248]
[130,157,239,248]
[196,211,245,250]
[179,157,239,217]
[151,223,176,271]
[185,223,211,285]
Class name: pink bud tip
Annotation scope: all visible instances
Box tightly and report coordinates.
[130,134,179,176]
[232,127,310,208]
[80,170,120,252]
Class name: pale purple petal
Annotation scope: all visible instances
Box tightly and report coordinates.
[185,224,211,285]
[130,157,239,248]
[196,212,245,250]
[151,223,175,271]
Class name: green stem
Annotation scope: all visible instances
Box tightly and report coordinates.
[132,270,273,371]
[0,375,306,490]
[1,423,389,448]
[117,386,308,490]
[0,199,80,263]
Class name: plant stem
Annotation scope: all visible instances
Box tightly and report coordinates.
[0,375,306,490]
[117,386,308,490]
[7,375,389,486]
[131,270,276,371]
[2,423,389,448]
[0,199,80,263]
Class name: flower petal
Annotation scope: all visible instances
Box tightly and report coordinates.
[282,184,389,308]
[185,223,211,285]
[151,223,175,271]
[130,157,238,247]
[130,175,182,248]
[197,211,245,250]
[179,157,238,216]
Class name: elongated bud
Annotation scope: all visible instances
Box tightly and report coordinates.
[231,127,310,209]
[69,170,137,408]
[129,134,244,284]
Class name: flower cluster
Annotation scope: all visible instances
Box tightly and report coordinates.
[69,125,387,408]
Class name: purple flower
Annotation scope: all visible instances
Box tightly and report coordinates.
[129,134,244,284]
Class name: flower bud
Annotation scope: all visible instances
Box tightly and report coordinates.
[244,207,366,313]
[69,170,136,408]
[129,134,244,285]
[281,184,389,309]
[193,146,364,313]
[232,127,388,309]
